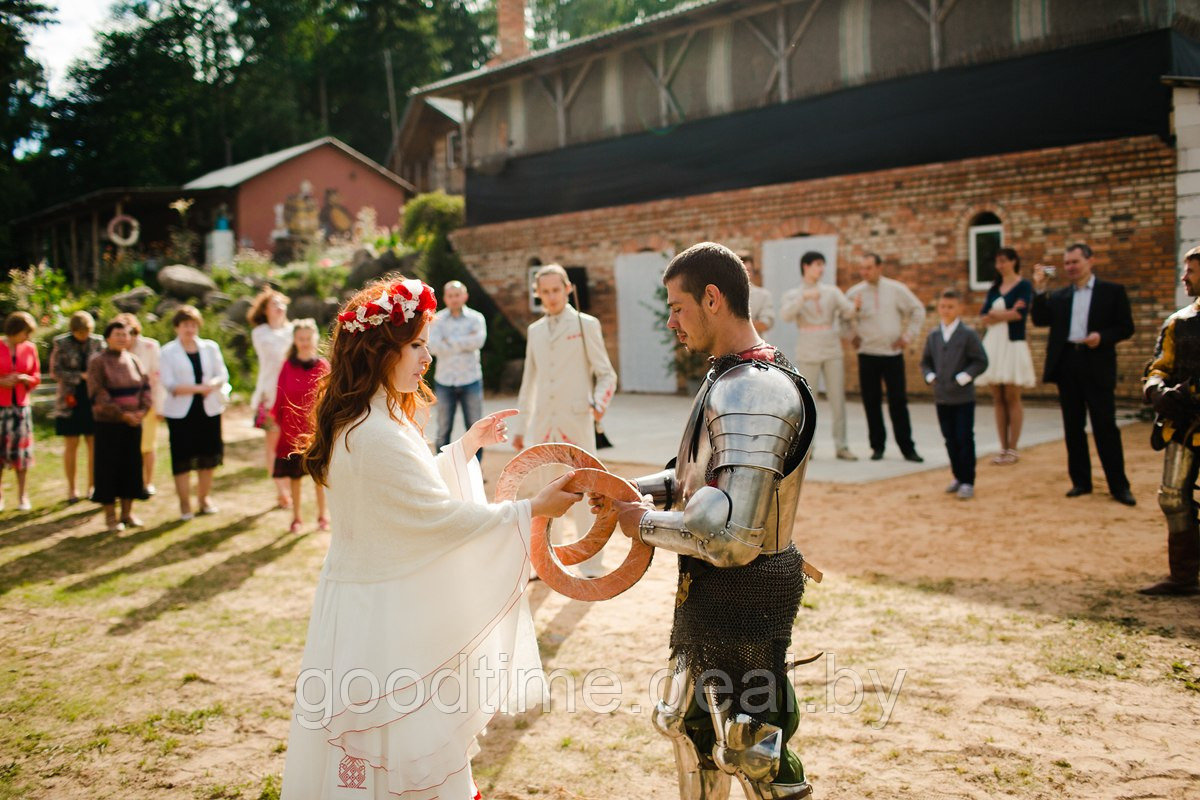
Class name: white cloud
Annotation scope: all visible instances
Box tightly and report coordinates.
[28,0,116,97]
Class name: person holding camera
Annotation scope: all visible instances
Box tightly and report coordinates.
[1031,243,1135,505]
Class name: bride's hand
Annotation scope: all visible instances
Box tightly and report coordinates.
[461,408,518,456]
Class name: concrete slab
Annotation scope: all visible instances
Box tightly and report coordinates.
[473,391,1142,484]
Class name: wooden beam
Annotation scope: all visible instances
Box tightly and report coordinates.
[787,0,824,54]
[936,0,962,24]
[69,217,79,286]
[776,5,790,101]
[91,211,100,285]
[899,0,929,22]
[554,73,567,147]
[664,30,697,84]
[563,57,596,109]
[740,14,778,55]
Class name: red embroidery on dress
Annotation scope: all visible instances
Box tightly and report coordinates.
[337,755,367,789]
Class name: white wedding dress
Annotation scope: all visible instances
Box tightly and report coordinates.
[282,392,545,799]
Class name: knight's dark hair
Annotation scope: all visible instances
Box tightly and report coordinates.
[662,242,750,320]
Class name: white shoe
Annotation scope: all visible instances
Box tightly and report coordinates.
[956,484,974,500]
[180,512,195,522]
[945,480,961,493]
[16,498,31,512]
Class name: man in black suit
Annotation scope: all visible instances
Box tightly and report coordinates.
[1031,243,1136,505]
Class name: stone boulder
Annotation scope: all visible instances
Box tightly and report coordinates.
[346,249,418,289]
[111,285,157,313]
[154,297,183,319]
[158,264,218,300]
[225,297,253,326]
[201,290,232,310]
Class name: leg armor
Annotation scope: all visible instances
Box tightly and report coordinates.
[653,658,731,800]
[1157,441,1200,585]
[703,686,814,800]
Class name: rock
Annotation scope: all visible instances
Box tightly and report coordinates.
[346,249,418,289]
[158,264,218,300]
[225,297,252,325]
[290,295,325,321]
[111,285,157,313]
[201,290,232,309]
[154,297,183,319]
[350,248,374,270]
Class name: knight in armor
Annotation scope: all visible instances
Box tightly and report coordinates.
[597,242,817,799]
[1141,245,1200,596]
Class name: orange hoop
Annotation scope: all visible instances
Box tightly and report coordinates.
[495,443,654,601]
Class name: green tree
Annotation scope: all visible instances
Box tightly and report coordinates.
[0,0,53,266]
[528,0,689,50]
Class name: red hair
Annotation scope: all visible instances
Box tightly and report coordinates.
[301,277,436,485]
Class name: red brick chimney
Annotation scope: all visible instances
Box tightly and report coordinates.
[494,0,529,63]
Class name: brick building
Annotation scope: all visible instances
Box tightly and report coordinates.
[413,0,1200,399]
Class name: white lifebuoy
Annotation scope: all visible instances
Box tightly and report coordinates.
[106,214,140,247]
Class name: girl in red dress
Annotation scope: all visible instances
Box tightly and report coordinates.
[272,319,330,532]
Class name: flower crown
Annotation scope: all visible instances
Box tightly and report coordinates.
[337,279,436,334]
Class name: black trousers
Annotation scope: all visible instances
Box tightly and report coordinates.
[857,353,915,454]
[936,402,976,486]
[1054,348,1129,493]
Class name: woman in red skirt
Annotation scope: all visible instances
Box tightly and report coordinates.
[272,319,330,532]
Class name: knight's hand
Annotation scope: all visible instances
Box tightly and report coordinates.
[1154,385,1194,422]
[588,491,611,516]
[613,495,655,540]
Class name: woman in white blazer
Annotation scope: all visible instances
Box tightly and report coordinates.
[160,305,229,520]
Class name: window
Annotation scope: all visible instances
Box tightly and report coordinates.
[445,130,461,170]
[968,212,1003,291]
[528,264,590,313]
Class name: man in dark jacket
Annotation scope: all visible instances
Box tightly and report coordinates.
[1031,243,1136,505]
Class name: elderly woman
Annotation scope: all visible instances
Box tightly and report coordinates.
[0,312,41,511]
[248,288,294,508]
[161,305,229,520]
[50,310,104,502]
[116,313,164,495]
[87,319,151,531]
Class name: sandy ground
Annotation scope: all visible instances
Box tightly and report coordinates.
[2,413,1199,799]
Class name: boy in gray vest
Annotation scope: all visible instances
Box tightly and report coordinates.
[920,289,989,499]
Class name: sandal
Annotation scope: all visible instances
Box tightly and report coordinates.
[121,516,144,528]
[317,517,331,532]
[289,519,304,534]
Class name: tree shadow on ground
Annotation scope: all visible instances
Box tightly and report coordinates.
[211,465,262,494]
[861,572,1200,644]
[64,510,272,594]
[0,519,183,598]
[0,506,101,550]
[0,498,75,533]
[108,528,306,636]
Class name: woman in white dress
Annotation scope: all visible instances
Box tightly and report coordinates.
[248,289,294,508]
[281,277,582,800]
[976,247,1037,464]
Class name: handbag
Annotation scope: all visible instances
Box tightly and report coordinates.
[572,290,613,449]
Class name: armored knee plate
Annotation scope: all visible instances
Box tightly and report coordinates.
[712,715,782,782]
[654,661,731,800]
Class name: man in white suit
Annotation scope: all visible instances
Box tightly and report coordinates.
[513,264,618,577]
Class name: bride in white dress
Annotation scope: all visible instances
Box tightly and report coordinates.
[976,248,1037,464]
[281,278,582,799]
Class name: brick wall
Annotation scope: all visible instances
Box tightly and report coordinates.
[451,135,1177,401]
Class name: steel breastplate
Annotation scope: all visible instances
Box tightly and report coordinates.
[672,362,813,554]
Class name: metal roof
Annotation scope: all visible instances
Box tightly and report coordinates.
[184,136,414,192]
[425,97,464,123]
[412,0,741,97]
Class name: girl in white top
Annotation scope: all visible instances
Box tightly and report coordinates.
[248,289,294,508]
[281,278,581,800]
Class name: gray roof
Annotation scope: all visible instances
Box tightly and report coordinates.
[184,136,414,192]
[425,97,464,123]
